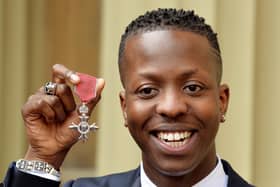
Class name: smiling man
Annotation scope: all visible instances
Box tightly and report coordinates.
[1,8,254,187]
[119,29,226,187]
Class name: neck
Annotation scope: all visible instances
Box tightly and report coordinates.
[142,149,217,187]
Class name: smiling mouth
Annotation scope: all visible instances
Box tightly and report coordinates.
[155,131,194,148]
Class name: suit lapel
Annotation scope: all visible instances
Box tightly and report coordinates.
[222,160,254,187]
[131,175,141,187]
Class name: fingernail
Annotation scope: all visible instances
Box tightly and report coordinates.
[97,78,105,85]
[71,74,80,82]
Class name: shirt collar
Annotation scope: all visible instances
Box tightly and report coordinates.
[140,156,228,187]
[140,162,157,187]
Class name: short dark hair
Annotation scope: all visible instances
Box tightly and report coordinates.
[118,8,222,83]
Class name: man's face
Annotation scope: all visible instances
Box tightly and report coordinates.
[119,30,229,180]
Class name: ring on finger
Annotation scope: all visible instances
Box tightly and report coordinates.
[44,82,57,95]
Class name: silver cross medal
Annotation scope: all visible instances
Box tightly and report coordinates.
[68,72,99,142]
[69,103,98,142]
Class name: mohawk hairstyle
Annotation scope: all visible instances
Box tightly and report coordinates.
[118,8,222,83]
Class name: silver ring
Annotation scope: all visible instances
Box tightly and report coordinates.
[44,82,57,95]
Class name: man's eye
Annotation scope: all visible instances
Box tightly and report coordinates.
[138,87,158,98]
[183,84,203,95]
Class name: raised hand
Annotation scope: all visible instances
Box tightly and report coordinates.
[22,64,105,169]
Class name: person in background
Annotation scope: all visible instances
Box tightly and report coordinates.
[1,8,254,187]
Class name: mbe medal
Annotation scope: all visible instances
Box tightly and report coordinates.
[69,103,98,141]
[69,73,98,142]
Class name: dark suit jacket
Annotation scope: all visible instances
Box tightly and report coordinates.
[1,160,255,187]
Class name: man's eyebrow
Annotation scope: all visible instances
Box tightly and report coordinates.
[180,69,199,78]
[137,68,199,80]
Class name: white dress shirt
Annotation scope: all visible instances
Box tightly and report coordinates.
[140,156,228,187]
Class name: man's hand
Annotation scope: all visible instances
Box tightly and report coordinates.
[22,64,105,169]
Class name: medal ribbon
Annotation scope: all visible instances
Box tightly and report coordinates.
[74,73,97,103]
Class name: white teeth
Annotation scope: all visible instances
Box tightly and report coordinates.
[167,133,173,141]
[157,131,192,142]
[174,132,180,140]
[165,140,188,148]
[164,133,168,140]
[156,131,193,148]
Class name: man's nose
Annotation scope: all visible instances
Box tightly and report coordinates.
[155,90,188,118]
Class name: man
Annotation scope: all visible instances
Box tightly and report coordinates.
[1,8,254,187]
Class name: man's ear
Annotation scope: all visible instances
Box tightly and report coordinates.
[119,90,128,127]
[219,84,230,118]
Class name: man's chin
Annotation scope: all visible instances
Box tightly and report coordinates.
[156,166,195,177]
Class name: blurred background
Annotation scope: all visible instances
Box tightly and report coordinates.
[0,0,279,186]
